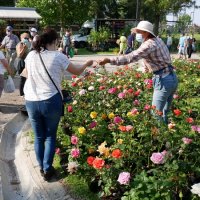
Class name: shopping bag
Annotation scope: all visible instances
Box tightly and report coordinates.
[4,75,15,93]
[69,48,74,58]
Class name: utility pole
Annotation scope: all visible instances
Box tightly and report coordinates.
[136,0,139,23]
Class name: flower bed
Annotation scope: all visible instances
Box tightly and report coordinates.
[57,59,200,199]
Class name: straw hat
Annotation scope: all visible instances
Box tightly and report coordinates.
[132,21,156,37]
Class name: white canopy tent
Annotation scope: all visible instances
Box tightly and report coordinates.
[0,7,41,20]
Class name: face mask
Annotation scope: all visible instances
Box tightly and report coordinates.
[136,33,143,43]
[30,32,35,37]
[6,31,11,36]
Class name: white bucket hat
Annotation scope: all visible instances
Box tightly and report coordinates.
[133,21,156,37]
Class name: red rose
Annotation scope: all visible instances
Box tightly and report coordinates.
[87,156,95,166]
[71,82,77,87]
[127,88,134,94]
[186,117,194,124]
[112,149,122,159]
[72,75,77,78]
[99,86,105,90]
[173,109,182,116]
[134,90,140,96]
[68,105,73,112]
[92,157,105,169]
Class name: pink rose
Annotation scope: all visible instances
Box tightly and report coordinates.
[108,87,117,94]
[117,172,131,185]
[182,137,193,144]
[131,108,138,115]
[71,148,80,158]
[191,125,200,133]
[126,125,133,132]
[150,152,165,164]
[144,104,151,110]
[55,148,60,154]
[118,92,126,99]
[133,99,140,106]
[114,116,123,124]
[89,121,97,129]
[71,135,79,145]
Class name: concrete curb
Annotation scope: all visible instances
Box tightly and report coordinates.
[0,113,75,200]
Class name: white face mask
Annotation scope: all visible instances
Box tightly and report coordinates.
[6,31,11,36]
[136,33,143,43]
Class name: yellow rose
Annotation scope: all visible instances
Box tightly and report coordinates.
[90,111,97,119]
[78,127,86,134]
[117,139,123,144]
[108,112,115,119]
[127,112,132,117]
[101,113,107,120]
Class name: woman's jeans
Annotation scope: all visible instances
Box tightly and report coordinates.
[26,93,62,172]
[152,72,178,124]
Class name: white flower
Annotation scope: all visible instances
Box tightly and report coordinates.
[79,89,86,96]
[72,100,77,105]
[88,86,94,91]
[191,183,200,196]
[67,161,79,174]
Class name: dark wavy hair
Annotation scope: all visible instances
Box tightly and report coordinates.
[32,27,58,52]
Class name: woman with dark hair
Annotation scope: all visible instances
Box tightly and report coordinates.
[24,28,93,181]
[98,21,178,124]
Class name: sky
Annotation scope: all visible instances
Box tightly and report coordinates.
[166,0,200,26]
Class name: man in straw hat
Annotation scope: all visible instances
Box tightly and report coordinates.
[98,21,178,124]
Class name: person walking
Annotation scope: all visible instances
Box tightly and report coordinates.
[166,34,172,52]
[125,28,135,54]
[61,30,71,57]
[118,34,127,55]
[23,28,93,181]
[186,35,194,59]
[177,33,187,59]
[15,32,31,97]
[0,26,19,62]
[98,21,178,124]
[0,50,13,97]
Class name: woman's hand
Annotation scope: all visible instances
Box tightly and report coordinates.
[98,58,110,65]
[86,60,93,67]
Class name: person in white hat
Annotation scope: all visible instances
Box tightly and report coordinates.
[98,21,178,124]
[30,27,38,38]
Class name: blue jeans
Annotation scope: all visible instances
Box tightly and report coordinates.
[26,93,62,172]
[152,72,178,123]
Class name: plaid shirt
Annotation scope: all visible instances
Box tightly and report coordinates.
[110,37,171,73]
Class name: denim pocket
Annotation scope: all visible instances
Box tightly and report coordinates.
[153,76,162,90]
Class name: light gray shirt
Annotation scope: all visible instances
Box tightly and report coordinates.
[1,34,20,49]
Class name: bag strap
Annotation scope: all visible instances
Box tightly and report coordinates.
[38,53,63,99]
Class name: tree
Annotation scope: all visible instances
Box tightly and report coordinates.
[140,0,196,35]
[175,14,192,33]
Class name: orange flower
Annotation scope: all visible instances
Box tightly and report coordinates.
[112,149,122,159]
[92,157,105,169]
[118,125,127,132]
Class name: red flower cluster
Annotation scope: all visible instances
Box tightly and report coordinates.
[87,156,105,169]
[173,109,182,116]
